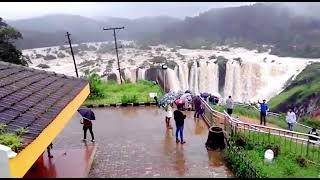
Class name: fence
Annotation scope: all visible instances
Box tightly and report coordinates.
[200,97,320,164]
[221,101,319,134]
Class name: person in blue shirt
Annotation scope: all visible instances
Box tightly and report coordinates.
[258,99,269,126]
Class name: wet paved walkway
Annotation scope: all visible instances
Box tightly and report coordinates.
[53,106,232,178]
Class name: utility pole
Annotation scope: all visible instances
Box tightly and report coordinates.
[66,32,79,78]
[103,26,124,84]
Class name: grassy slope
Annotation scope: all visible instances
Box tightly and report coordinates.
[227,132,320,178]
[269,62,320,111]
[84,80,164,105]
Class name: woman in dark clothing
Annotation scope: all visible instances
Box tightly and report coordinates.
[193,96,201,118]
[81,118,95,142]
[174,104,187,144]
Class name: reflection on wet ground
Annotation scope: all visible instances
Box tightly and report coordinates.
[53,106,233,177]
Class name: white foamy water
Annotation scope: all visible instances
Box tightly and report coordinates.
[23,42,320,102]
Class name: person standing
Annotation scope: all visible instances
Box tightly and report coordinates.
[258,99,269,126]
[286,108,296,131]
[226,96,234,116]
[81,117,95,142]
[165,104,173,129]
[174,104,187,144]
[193,95,201,118]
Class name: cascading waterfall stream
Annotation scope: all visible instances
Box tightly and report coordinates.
[103,58,307,102]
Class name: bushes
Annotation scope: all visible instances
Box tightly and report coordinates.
[121,95,138,104]
[224,138,266,178]
[0,124,28,152]
[83,70,105,100]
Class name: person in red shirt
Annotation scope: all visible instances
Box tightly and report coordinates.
[81,117,95,142]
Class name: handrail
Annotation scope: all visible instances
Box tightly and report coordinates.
[219,100,318,132]
[200,97,320,143]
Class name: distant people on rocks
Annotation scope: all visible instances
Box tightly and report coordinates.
[174,104,187,144]
[286,108,296,131]
[258,99,269,126]
[308,128,319,142]
[165,103,173,129]
[226,96,234,116]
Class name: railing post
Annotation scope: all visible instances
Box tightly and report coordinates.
[224,115,227,131]
[306,139,310,158]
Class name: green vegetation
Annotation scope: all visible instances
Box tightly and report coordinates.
[0,124,28,151]
[225,133,320,178]
[269,63,320,110]
[83,71,163,105]
[0,17,29,66]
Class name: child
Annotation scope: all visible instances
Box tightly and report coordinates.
[165,104,173,129]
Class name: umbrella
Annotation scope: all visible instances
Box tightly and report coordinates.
[77,108,96,120]
[180,93,192,102]
[159,91,184,108]
[200,92,210,98]
[175,99,185,105]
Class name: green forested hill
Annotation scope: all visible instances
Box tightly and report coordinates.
[269,62,320,120]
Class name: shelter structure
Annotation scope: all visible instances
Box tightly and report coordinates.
[0,61,89,178]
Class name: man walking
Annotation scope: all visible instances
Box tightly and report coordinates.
[286,108,296,131]
[193,95,201,118]
[258,99,269,126]
[174,104,187,144]
[226,96,234,116]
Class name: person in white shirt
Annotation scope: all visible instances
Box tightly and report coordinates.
[165,103,173,129]
[286,108,296,131]
[226,96,234,116]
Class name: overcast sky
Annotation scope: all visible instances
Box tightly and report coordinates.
[0,2,255,20]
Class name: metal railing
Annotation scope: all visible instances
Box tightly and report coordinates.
[200,98,320,164]
[218,101,319,134]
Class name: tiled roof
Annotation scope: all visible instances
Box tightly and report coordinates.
[0,61,88,151]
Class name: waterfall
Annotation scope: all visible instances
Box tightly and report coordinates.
[133,58,303,103]
[137,68,146,81]
[224,61,242,102]
[177,62,189,91]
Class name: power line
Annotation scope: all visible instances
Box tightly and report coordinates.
[66,32,79,78]
[103,26,124,84]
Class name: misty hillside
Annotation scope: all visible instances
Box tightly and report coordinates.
[155,3,320,58]
[7,2,320,58]
[8,14,181,49]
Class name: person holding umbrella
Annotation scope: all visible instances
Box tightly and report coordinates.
[78,107,96,142]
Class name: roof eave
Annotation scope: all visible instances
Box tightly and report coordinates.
[8,83,90,178]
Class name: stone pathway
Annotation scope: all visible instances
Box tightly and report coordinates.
[53,106,233,178]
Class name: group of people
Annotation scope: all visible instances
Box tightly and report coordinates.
[224,96,319,141]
